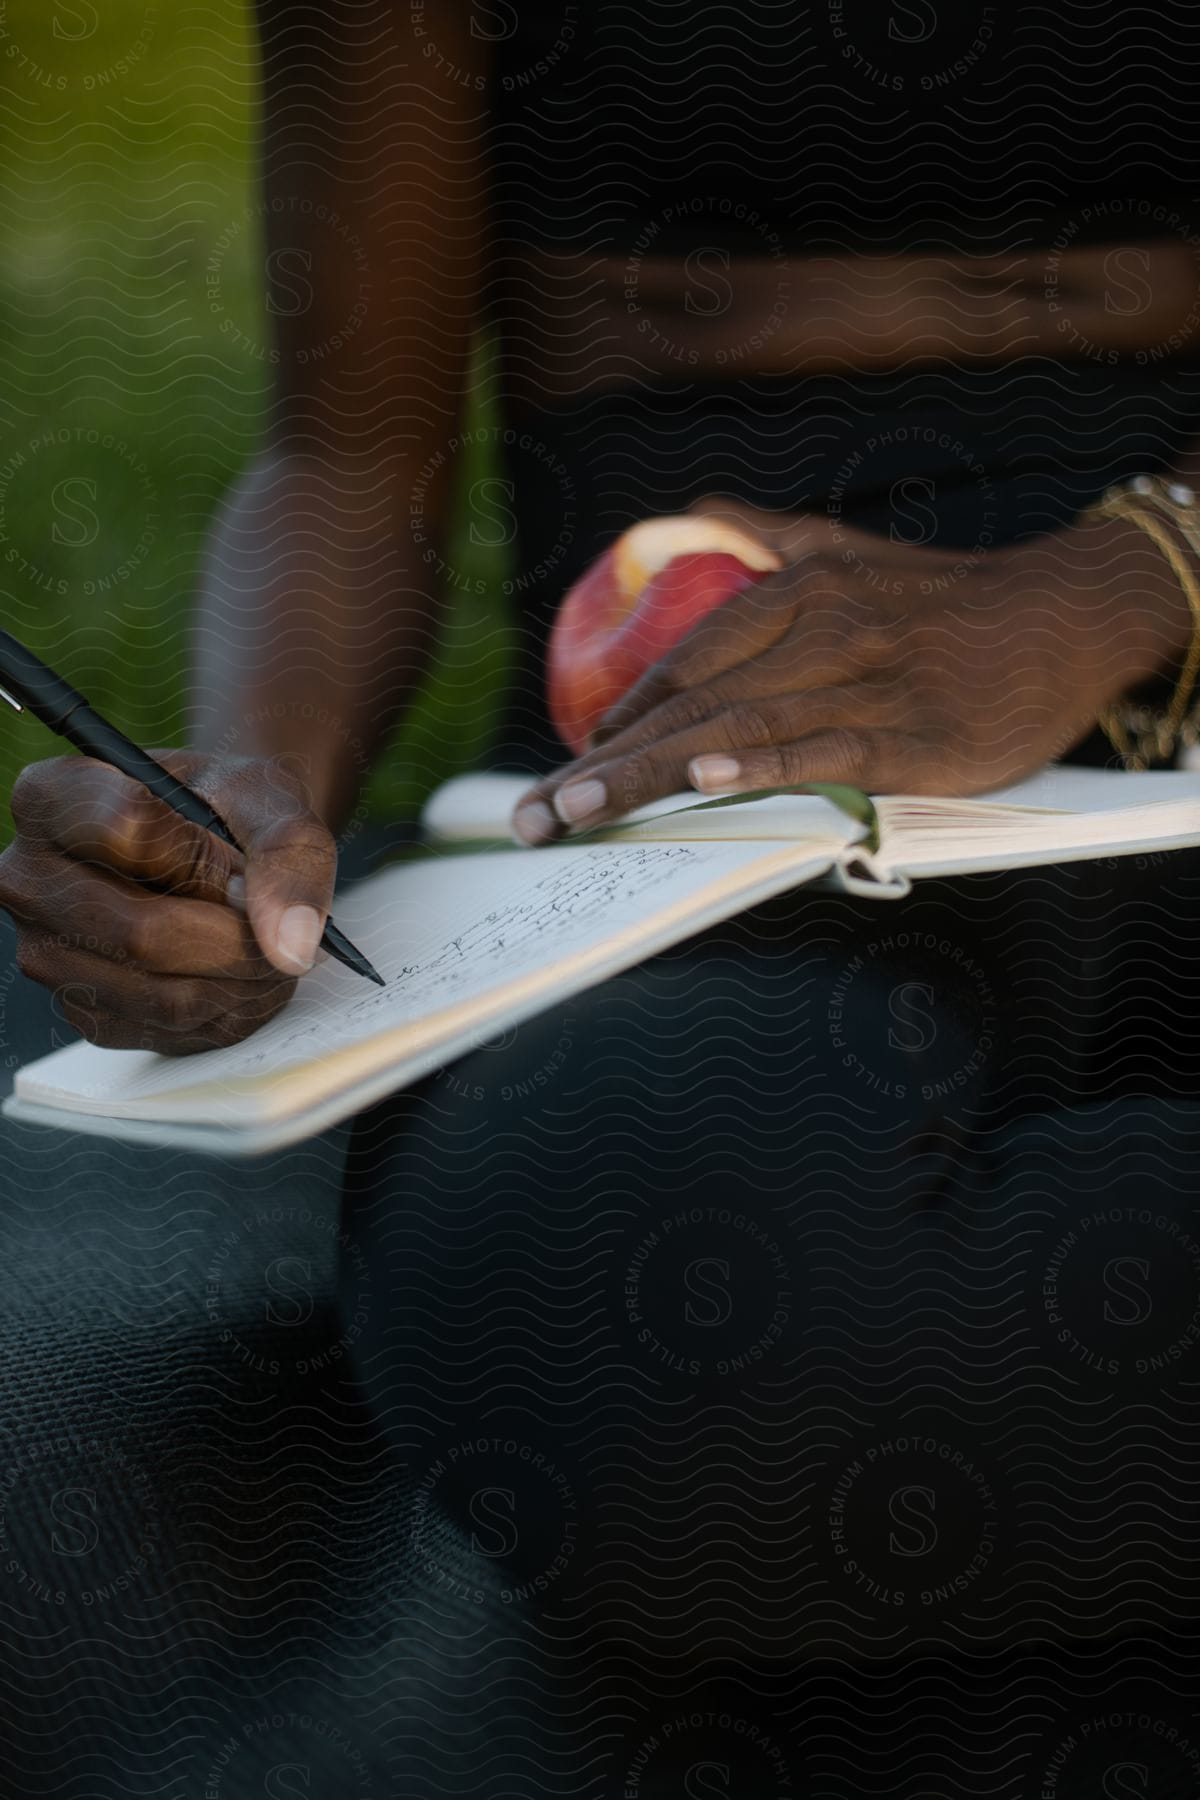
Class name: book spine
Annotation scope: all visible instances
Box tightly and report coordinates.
[833,849,913,899]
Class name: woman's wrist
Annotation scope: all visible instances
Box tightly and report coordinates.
[1006,512,1196,703]
[192,451,440,831]
[194,693,381,835]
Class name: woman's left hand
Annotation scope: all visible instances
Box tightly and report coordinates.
[512,509,1192,844]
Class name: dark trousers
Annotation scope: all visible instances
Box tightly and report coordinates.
[340,854,1200,1793]
[1,858,1196,1798]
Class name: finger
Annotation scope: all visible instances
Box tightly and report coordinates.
[12,757,242,903]
[19,937,295,1055]
[590,569,802,747]
[540,594,891,806]
[688,729,936,797]
[514,689,735,841]
[58,984,294,1056]
[538,692,897,828]
[592,558,857,745]
[585,669,898,780]
[176,757,338,978]
[512,673,896,843]
[514,710,697,843]
[0,846,277,979]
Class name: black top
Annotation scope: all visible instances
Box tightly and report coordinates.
[490,2,1200,257]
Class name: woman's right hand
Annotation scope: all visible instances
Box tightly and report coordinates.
[0,751,338,1055]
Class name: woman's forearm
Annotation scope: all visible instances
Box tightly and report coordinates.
[189,0,488,832]
[190,449,445,832]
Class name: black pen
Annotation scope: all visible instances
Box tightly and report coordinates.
[0,629,384,987]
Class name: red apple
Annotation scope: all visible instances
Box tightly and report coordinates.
[546,515,782,754]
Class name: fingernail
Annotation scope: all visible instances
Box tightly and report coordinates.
[689,755,742,792]
[275,904,323,973]
[512,800,558,846]
[554,777,607,824]
[225,874,246,914]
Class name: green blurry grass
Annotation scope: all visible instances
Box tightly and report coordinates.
[0,0,511,833]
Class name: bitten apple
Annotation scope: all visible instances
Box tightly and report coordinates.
[546,515,782,754]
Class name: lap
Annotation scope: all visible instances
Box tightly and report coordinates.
[342,857,1200,1682]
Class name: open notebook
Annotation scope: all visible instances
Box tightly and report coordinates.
[6,766,1200,1154]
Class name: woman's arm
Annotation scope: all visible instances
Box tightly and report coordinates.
[193,0,490,831]
[0,1,491,1051]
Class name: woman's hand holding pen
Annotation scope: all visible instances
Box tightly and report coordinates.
[513,506,1195,839]
[0,752,338,1054]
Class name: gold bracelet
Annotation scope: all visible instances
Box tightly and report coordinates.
[1125,477,1200,761]
[1090,478,1200,771]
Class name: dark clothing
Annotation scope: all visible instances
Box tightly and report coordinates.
[340,860,1200,1792]
[490,3,1200,255]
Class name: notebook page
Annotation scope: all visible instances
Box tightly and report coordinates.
[875,768,1200,877]
[14,833,843,1128]
[882,767,1200,821]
